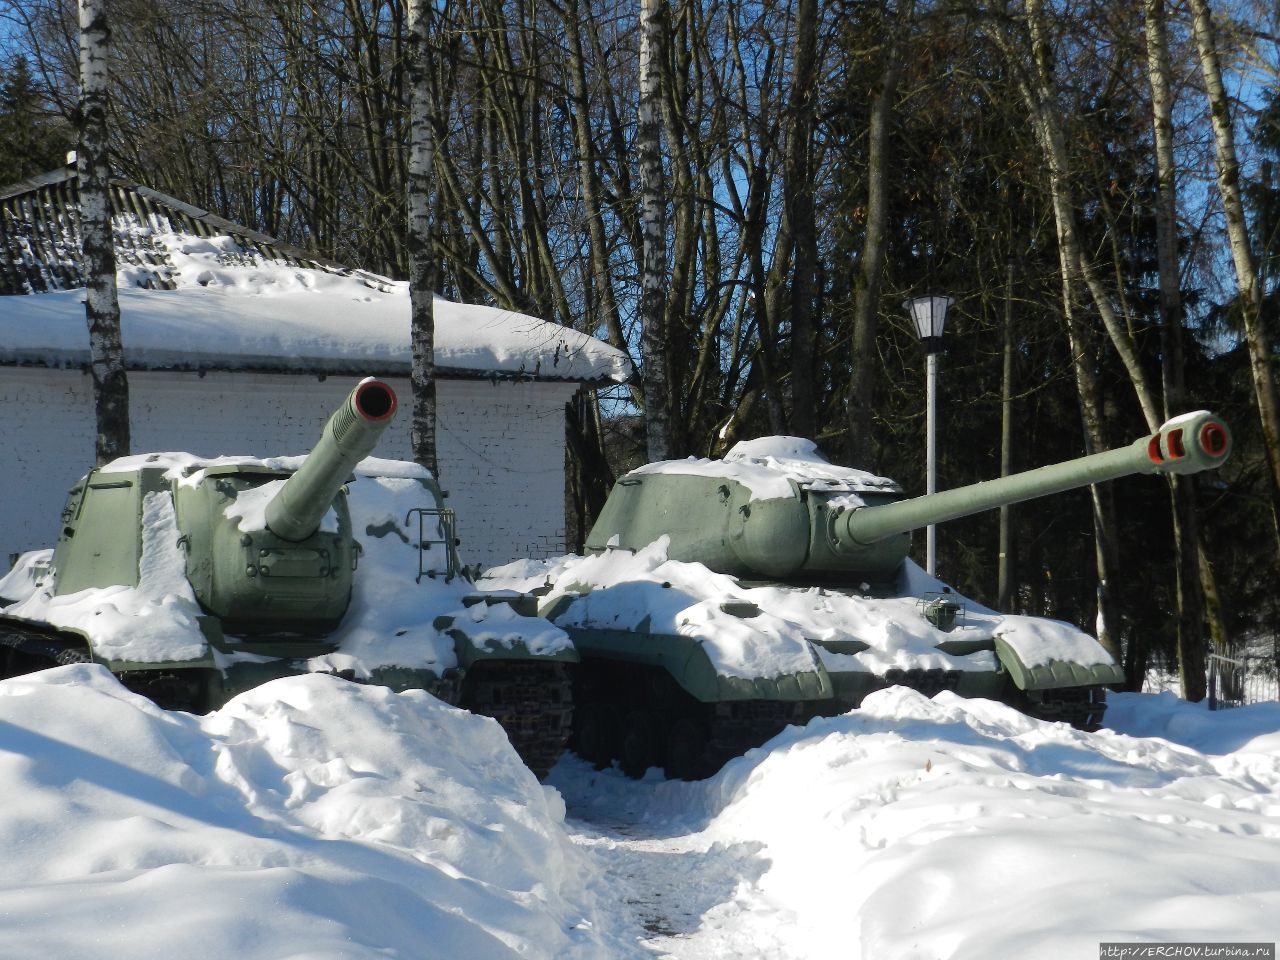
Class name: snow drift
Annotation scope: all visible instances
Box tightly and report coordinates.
[552,688,1280,959]
[1,665,1276,959]
[0,666,622,960]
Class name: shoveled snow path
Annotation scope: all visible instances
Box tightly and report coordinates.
[551,759,786,959]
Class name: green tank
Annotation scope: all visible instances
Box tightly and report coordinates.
[0,379,575,777]
[530,411,1231,779]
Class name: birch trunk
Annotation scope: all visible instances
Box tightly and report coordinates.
[78,0,129,466]
[406,0,438,478]
[786,0,819,439]
[1189,0,1280,549]
[1145,0,1222,698]
[638,0,671,461]
[1059,250,1125,666]
[1023,0,1162,433]
[991,5,1127,663]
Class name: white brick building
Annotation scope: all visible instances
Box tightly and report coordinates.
[0,169,631,569]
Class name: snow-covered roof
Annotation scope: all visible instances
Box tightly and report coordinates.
[0,169,633,384]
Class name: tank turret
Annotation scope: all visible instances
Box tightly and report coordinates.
[587,411,1232,584]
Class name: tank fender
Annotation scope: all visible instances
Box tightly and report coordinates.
[557,623,833,703]
[993,636,1126,691]
[434,594,579,670]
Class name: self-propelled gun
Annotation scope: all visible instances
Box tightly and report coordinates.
[0,379,574,777]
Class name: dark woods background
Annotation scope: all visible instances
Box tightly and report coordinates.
[2,0,1278,691]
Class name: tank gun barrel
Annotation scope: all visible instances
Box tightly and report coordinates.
[839,411,1231,546]
[264,379,398,542]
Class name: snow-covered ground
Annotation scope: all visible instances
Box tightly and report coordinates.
[0,666,626,960]
[1,665,1276,959]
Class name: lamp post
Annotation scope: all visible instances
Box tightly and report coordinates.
[906,295,953,576]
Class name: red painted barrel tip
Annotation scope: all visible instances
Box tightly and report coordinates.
[1198,420,1229,458]
[354,379,397,423]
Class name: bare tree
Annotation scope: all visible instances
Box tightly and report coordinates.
[1189,0,1280,551]
[638,0,671,461]
[1143,0,1228,696]
[785,0,820,439]
[406,0,437,477]
[77,0,129,465]
[986,0,1141,667]
[846,0,914,468]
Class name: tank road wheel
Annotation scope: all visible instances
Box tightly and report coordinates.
[663,715,713,781]
[3,645,50,679]
[1019,685,1108,731]
[620,708,662,779]
[1070,686,1108,731]
[572,702,620,770]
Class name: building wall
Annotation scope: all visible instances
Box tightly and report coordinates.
[0,367,578,570]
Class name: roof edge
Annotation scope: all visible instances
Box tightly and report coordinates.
[0,355,623,387]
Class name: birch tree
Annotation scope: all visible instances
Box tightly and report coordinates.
[1143,0,1229,698]
[785,0,820,440]
[406,0,437,477]
[1189,0,1280,551]
[638,0,671,461]
[78,0,129,465]
[986,0,1141,667]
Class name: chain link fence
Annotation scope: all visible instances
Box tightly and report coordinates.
[1142,640,1280,709]
[1207,649,1280,710]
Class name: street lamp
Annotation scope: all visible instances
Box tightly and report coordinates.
[906,295,953,576]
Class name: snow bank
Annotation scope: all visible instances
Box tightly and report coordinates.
[2,664,1276,959]
[0,230,632,383]
[699,690,1280,958]
[1106,690,1280,755]
[0,666,628,960]
[551,689,1280,959]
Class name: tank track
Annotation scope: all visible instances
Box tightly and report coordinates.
[458,661,574,779]
[570,659,824,781]
[1,616,211,712]
[0,618,92,672]
[4,615,575,776]
[570,659,1117,781]
[1021,685,1108,731]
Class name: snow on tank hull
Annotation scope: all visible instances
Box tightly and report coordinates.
[503,415,1230,780]
[0,380,576,778]
[529,545,1121,780]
